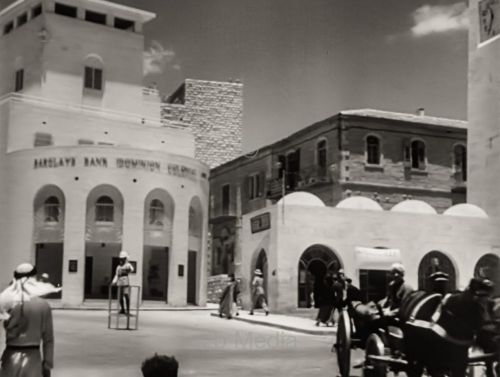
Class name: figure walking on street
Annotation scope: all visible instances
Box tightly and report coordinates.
[112,250,134,315]
[249,269,269,316]
[219,274,241,319]
[315,274,335,327]
[0,263,60,377]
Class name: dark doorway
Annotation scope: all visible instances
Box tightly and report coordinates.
[35,243,63,299]
[143,247,169,301]
[187,251,197,304]
[298,245,341,308]
[359,269,390,303]
[84,256,93,296]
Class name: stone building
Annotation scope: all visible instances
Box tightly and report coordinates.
[163,79,243,169]
[209,109,468,283]
[0,0,210,306]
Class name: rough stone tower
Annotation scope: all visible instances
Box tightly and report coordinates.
[163,79,243,169]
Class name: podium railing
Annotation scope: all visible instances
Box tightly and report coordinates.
[107,285,141,330]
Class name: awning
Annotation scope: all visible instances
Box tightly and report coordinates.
[355,246,402,270]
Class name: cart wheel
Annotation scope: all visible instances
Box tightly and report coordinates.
[334,309,352,377]
[363,333,387,377]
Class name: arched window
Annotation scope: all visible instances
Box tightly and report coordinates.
[83,55,104,91]
[316,139,327,173]
[149,199,164,226]
[366,136,381,165]
[411,140,426,170]
[453,144,467,182]
[95,196,114,222]
[44,196,60,222]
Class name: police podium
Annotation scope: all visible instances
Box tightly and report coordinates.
[107,285,141,330]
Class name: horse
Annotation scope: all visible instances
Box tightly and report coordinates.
[399,284,496,377]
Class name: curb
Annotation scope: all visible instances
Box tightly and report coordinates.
[209,312,336,336]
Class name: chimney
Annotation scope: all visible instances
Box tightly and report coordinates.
[416,108,425,116]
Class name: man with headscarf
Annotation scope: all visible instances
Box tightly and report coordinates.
[0,263,59,377]
[112,251,134,315]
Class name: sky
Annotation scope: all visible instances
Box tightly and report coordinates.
[5,0,470,152]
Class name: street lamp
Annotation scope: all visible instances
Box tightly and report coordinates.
[275,161,286,224]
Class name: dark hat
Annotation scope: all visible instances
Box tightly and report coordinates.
[13,263,37,279]
[469,277,494,297]
[429,271,449,282]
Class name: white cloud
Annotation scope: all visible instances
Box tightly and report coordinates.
[143,40,176,76]
[411,2,468,37]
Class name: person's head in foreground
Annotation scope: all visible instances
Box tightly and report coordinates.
[141,354,178,377]
[389,263,405,286]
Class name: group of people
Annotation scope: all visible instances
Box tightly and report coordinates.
[314,269,363,327]
[218,268,270,319]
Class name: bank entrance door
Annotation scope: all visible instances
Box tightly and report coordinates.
[187,251,197,305]
[36,243,63,299]
[143,247,169,301]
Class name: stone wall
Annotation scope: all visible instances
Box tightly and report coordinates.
[207,274,231,303]
[163,79,243,169]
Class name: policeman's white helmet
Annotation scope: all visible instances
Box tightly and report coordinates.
[119,251,129,259]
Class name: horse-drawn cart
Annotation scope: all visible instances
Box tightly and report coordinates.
[333,288,500,377]
[332,247,499,377]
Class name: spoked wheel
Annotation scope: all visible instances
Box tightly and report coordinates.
[334,309,352,377]
[363,333,387,377]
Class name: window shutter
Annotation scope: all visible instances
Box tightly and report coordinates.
[84,67,93,89]
[94,69,103,90]
[258,172,265,197]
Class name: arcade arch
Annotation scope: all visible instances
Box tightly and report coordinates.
[418,250,457,292]
[187,196,203,305]
[33,185,66,298]
[142,189,175,301]
[474,253,500,297]
[84,185,124,299]
[298,245,342,308]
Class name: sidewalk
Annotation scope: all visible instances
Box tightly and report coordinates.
[50,300,219,311]
[210,309,337,336]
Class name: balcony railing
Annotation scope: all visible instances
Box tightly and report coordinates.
[266,165,333,198]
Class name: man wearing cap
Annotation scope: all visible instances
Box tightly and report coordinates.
[112,251,134,315]
[0,263,55,377]
[249,269,269,316]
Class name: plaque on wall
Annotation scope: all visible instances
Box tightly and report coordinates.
[250,212,271,233]
[68,260,78,273]
[178,264,184,277]
[130,261,137,274]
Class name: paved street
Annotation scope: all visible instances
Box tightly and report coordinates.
[47,310,360,377]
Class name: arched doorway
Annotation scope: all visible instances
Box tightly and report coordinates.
[33,185,65,299]
[253,249,268,300]
[84,185,124,299]
[298,245,341,308]
[142,189,175,302]
[187,196,203,305]
[418,250,457,292]
[475,254,500,297]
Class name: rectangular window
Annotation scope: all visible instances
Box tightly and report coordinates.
[4,21,14,35]
[32,4,42,18]
[114,17,134,31]
[221,184,230,215]
[17,13,28,27]
[54,3,77,18]
[34,132,53,147]
[84,67,103,90]
[248,173,262,199]
[85,10,106,25]
[15,69,24,92]
[78,139,94,145]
